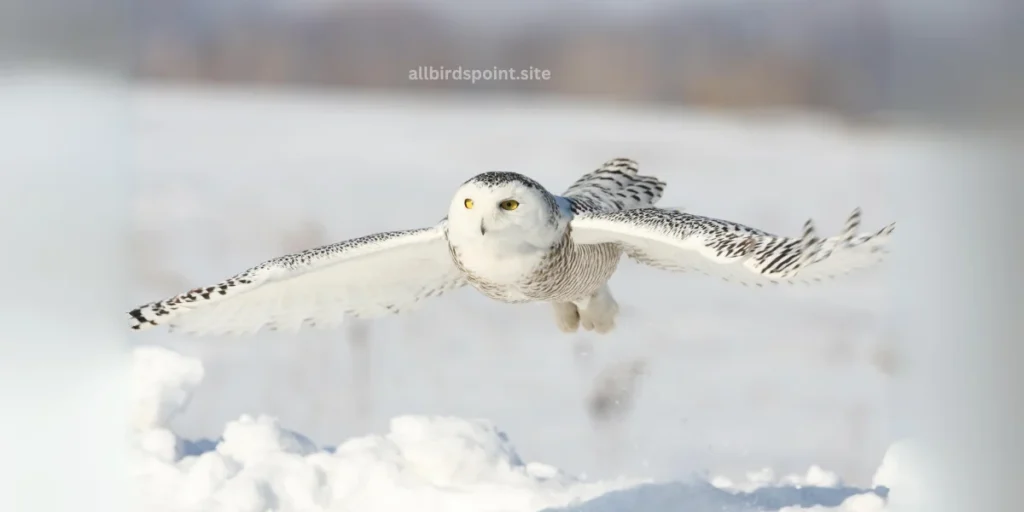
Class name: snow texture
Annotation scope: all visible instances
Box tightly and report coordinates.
[132,346,912,512]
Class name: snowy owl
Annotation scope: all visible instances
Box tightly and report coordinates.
[128,158,894,336]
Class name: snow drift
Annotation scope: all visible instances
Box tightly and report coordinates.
[131,345,912,511]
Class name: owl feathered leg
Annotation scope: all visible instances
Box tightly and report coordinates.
[573,284,619,334]
[551,302,581,333]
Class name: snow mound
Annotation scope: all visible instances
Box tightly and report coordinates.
[870,439,922,511]
[778,493,887,512]
[130,347,643,512]
[131,346,905,512]
[132,346,204,431]
[711,464,843,493]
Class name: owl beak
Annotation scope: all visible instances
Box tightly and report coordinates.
[479,220,487,235]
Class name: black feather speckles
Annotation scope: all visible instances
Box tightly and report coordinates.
[127,272,263,330]
[563,158,666,214]
[466,171,546,191]
[126,226,464,332]
[574,206,895,283]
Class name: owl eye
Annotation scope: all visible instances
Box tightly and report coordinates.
[499,199,519,211]
[464,198,474,209]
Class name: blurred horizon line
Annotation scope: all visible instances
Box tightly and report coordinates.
[127,0,898,120]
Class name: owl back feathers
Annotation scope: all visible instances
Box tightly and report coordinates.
[561,158,666,214]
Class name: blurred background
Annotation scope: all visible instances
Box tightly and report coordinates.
[126,0,1020,123]
[3,0,1022,510]
[131,0,893,119]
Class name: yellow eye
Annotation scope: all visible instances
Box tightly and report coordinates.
[464,198,474,209]
[499,199,519,211]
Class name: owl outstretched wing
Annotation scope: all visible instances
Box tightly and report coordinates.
[562,158,667,214]
[128,221,465,336]
[569,207,894,286]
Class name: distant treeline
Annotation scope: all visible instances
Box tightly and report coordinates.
[132,0,893,116]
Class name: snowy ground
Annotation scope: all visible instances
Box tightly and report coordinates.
[126,83,927,510]
[133,345,913,512]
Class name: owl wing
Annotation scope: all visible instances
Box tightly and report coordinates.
[128,221,466,336]
[561,158,667,214]
[569,207,894,286]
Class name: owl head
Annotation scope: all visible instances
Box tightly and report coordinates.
[446,171,568,248]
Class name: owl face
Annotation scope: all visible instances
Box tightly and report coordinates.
[446,172,564,250]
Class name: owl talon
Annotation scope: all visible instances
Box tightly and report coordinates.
[552,302,581,333]
[573,284,619,335]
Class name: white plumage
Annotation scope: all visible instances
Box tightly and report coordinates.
[570,207,891,286]
[129,158,895,336]
[129,226,465,336]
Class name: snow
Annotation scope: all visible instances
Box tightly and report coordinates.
[133,346,206,431]
[132,345,908,511]
[869,440,924,511]
[0,72,133,512]
[132,346,640,512]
